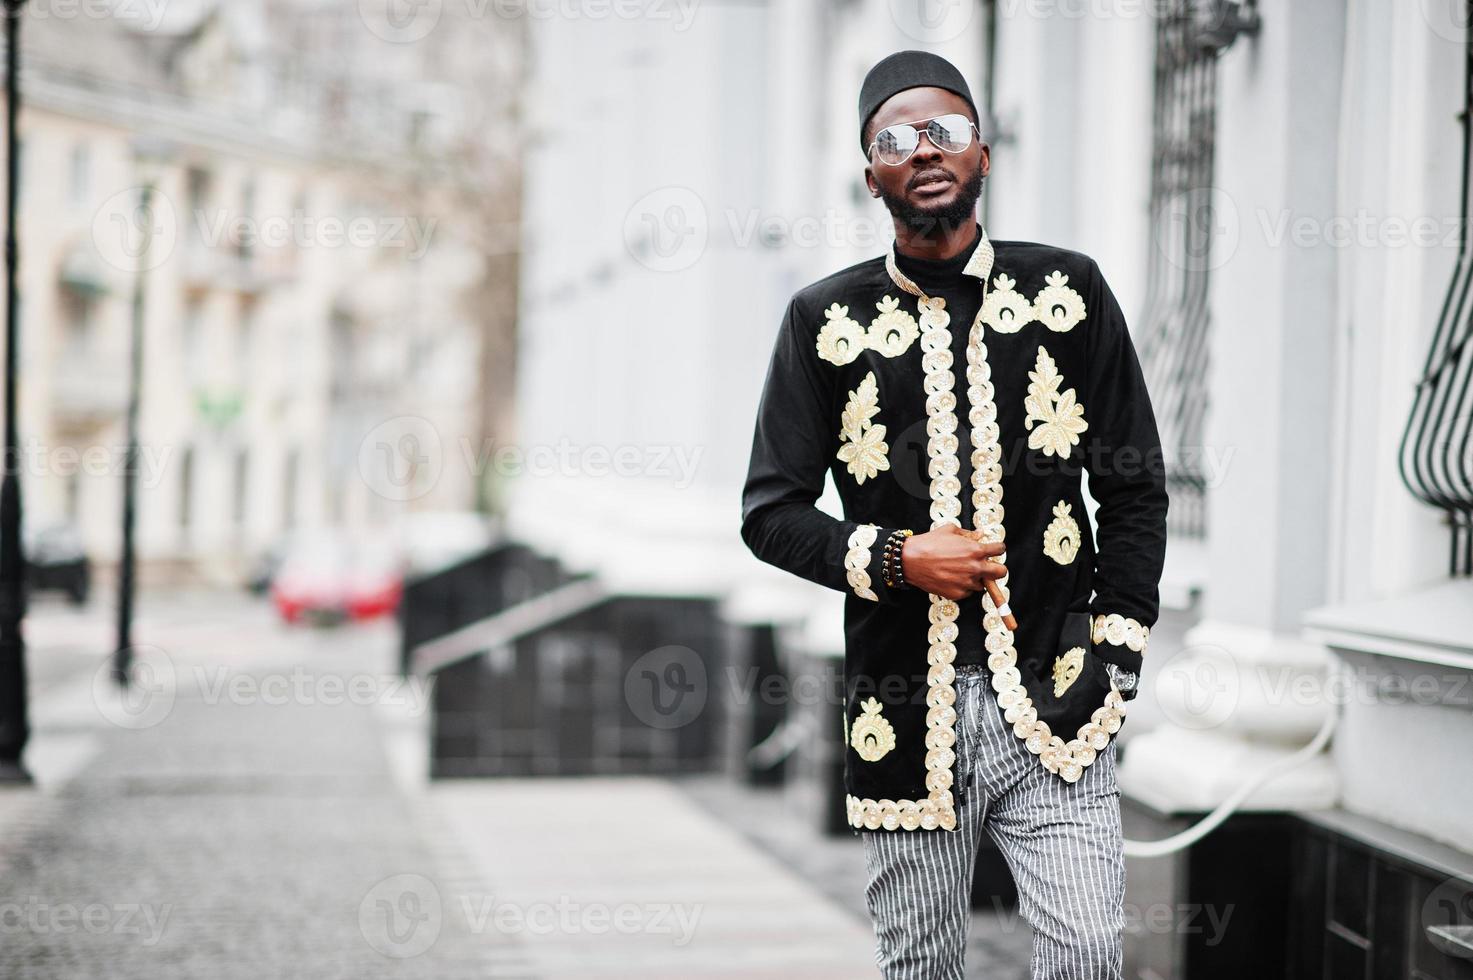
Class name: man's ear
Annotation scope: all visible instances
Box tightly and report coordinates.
[863,165,881,199]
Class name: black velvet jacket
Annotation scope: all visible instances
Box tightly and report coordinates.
[740,225,1168,833]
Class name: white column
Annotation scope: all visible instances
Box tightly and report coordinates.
[1120,0,1349,811]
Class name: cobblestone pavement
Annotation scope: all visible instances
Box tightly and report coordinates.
[0,591,883,979]
[0,593,504,980]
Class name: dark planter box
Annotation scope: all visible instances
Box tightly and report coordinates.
[429,595,724,778]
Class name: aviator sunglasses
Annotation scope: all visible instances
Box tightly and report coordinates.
[867,112,981,166]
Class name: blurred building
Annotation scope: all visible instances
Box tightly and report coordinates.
[509,1,1473,975]
[0,0,521,585]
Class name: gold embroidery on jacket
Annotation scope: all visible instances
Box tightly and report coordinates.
[1052,647,1086,697]
[845,237,1125,829]
[816,303,866,365]
[875,237,1125,796]
[844,523,880,601]
[1042,500,1081,565]
[866,295,920,357]
[1092,613,1150,653]
[837,371,890,484]
[1034,270,1086,332]
[1024,346,1088,458]
[844,250,974,833]
[962,242,993,278]
[980,273,1035,334]
[850,697,897,762]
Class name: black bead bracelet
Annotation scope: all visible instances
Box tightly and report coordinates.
[881,528,914,589]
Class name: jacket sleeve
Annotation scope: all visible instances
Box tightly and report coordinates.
[740,295,910,605]
[1081,259,1169,683]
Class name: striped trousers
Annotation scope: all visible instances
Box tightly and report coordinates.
[860,663,1125,979]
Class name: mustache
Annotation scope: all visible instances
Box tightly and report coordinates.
[880,164,986,234]
[908,169,955,191]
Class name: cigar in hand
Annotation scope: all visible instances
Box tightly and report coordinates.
[962,529,1018,632]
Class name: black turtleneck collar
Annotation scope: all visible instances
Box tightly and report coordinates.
[892,222,983,293]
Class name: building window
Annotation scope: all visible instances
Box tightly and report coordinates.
[182,295,205,377]
[1135,0,1220,541]
[282,448,299,529]
[186,167,212,243]
[327,476,344,524]
[64,472,80,522]
[233,449,249,527]
[68,143,90,207]
[1398,5,1473,577]
[287,189,307,270]
[59,287,94,346]
[238,177,256,263]
[178,446,194,532]
[237,296,256,368]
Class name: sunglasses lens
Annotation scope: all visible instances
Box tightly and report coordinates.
[928,114,975,153]
[874,125,918,165]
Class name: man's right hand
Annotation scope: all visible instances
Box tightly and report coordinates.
[899,524,1007,600]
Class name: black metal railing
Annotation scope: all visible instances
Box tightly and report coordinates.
[1398,5,1473,577]
[1137,0,1220,540]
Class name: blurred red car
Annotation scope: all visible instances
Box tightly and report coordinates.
[269,530,404,625]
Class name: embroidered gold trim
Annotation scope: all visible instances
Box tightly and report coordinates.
[845,246,987,833]
[854,236,1125,808]
[866,295,920,357]
[850,697,897,762]
[980,273,1036,334]
[1052,647,1085,697]
[837,371,890,484]
[816,302,867,366]
[1092,613,1150,653]
[962,240,993,279]
[844,523,880,601]
[1034,270,1086,332]
[1042,500,1081,565]
[1024,345,1088,458]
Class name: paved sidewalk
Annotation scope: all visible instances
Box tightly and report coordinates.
[676,775,1034,978]
[434,779,879,977]
[0,592,882,979]
[0,614,500,979]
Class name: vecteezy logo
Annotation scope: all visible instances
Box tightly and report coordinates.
[92,186,179,274]
[1421,0,1473,43]
[1422,876,1473,960]
[889,0,974,44]
[357,0,443,43]
[1153,643,1241,731]
[624,646,707,730]
[92,645,177,730]
[359,873,442,958]
[622,187,709,273]
[1158,185,1239,273]
[357,415,443,502]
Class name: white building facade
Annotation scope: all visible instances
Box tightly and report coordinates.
[511,0,1471,971]
[1,0,515,586]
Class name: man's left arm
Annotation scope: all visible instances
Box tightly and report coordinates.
[1081,259,1170,699]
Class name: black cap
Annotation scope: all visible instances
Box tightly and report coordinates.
[858,50,978,153]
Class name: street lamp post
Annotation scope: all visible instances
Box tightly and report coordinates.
[0,0,28,783]
[113,140,169,688]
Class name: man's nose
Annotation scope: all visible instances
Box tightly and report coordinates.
[910,129,943,163]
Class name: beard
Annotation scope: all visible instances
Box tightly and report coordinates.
[879,162,985,236]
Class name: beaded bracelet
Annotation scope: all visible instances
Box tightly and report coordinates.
[881,528,914,589]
